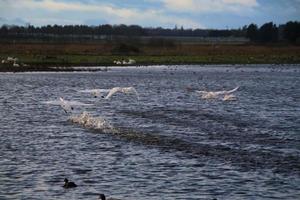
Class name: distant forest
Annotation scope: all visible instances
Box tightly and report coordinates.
[0,21,299,44]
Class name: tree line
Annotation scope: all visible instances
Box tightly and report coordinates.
[0,24,242,38]
[0,21,299,44]
[246,21,300,43]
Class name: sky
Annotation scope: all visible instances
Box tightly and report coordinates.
[0,0,299,29]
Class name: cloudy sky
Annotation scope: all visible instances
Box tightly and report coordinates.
[0,0,299,29]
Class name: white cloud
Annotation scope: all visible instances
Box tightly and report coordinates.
[0,0,204,28]
[162,0,258,13]
[222,0,258,7]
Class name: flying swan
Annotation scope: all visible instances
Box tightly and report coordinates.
[196,86,239,99]
[79,89,110,98]
[104,87,139,100]
[59,97,74,113]
[222,94,237,101]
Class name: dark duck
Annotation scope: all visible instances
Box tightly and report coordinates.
[63,178,77,188]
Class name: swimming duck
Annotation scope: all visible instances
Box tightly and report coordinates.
[99,193,120,200]
[63,178,77,188]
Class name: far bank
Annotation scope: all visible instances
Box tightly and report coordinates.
[0,42,299,71]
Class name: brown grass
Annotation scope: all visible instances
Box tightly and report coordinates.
[0,42,300,67]
[0,42,299,56]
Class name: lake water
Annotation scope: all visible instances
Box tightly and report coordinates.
[0,65,299,200]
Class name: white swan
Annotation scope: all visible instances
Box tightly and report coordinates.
[196,86,239,99]
[69,112,113,130]
[59,97,74,113]
[13,62,20,67]
[128,58,136,64]
[105,87,139,100]
[222,94,237,101]
[79,89,110,98]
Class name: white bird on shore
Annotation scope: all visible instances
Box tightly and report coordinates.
[128,58,136,64]
[196,86,239,99]
[113,60,122,65]
[59,97,74,113]
[7,57,17,62]
[13,62,20,67]
[105,87,139,100]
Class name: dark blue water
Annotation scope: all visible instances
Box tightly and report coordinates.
[0,65,299,199]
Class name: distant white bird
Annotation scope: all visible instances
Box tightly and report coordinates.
[196,86,239,99]
[105,87,139,100]
[13,62,20,67]
[7,57,15,62]
[128,58,136,64]
[59,97,74,113]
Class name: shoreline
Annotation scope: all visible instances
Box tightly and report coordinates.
[0,63,299,73]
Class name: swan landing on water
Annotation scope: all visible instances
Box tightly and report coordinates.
[196,86,239,100]
[222,94,237,101]
[59,97,74,113]
[104,87,139,100]
[69,111,113,131]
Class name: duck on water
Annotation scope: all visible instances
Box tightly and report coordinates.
[63,178,77,188]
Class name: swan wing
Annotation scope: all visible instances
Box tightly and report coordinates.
[79,89,110,93]
[195,90,209,94]
[105,87,121,99]
[225,86,239,94]
[213,87,239,95]
[59,100,72,113]
[59,97,76,113]
[128,87,140,100]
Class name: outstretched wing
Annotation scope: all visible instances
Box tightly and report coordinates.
[59,97,73,113]
[105,87,121,99]
[128,87,139,100]
[225,86,239,94]
[195,90,209,94]
[79,89,110,98]
[213,86,239,95]
[223,94,237,101]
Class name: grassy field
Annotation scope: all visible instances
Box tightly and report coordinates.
[0,42,300,71]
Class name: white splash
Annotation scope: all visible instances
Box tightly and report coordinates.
[69,111,113,132]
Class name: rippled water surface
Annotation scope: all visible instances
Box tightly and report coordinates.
[0,65,299,200]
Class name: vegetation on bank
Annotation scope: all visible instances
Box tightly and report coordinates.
[0,20,299,71]
[1,44,300,72]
